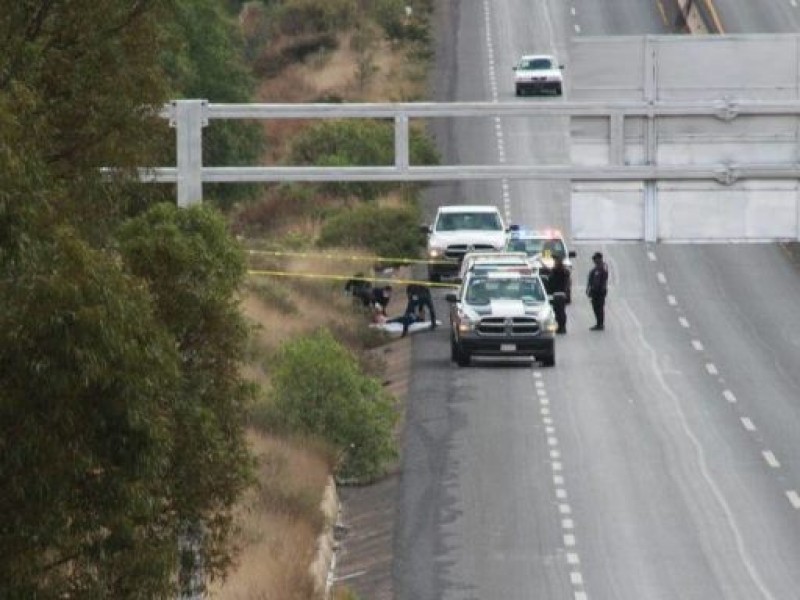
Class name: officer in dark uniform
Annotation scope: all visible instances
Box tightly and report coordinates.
[586,252,609,330]
[371,285,393,316]
[545,255,570,334]
[405,283,436,330]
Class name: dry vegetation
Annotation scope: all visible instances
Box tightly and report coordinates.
[210,4,429,598]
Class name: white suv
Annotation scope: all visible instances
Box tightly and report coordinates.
[422,205,507,282]
[513,54,563,96]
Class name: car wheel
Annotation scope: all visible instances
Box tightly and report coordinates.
[454,343,471,367]
[515,86,522,97]
[555,84,563,96]
[541,354,556,367]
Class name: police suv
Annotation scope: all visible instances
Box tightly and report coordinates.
[505,227,576,302]
[446,270,557,367]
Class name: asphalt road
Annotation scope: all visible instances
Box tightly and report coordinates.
[395,1,800,599]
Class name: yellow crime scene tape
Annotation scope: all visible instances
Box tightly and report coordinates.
[247,269,459,288]
[247,249,454,266]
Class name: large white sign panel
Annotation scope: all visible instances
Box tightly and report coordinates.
[570,35,800,242]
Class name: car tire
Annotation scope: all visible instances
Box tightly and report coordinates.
[555,84,563,96]
[515,86,522,97]
[541,354,556,367]
[454,342,471,367]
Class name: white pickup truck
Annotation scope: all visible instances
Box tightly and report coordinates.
[421,205,507,282]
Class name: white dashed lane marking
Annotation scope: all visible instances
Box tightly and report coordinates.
[740,417,756,432]
[691,340,704,351]
[657,272,667,284]
[647,251,657,262]
[763,451,781,469]
[679,317,690,328]
[705,363,718,376]
[723,390,737,403]
[533,358,586,595]
[667,295,677,306]
[787,491,800,509]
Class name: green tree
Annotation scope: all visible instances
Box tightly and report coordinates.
[268,329,398,481]
[0,226,183,597]
[288,119,439,199]
[116,203,254,577]
[0,0,174,237]
[318,201,424,259]
[164,0,264,209]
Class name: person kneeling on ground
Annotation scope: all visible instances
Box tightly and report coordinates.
[405,283,436,330]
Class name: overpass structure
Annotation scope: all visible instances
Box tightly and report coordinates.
[153,34,800,243]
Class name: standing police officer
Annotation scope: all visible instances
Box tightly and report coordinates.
[545,255,570,334]
[586,252,608,330]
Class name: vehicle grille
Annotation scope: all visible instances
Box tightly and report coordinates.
[445,244,496,261]
[477,316,540,336]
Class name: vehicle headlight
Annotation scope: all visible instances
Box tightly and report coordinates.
[428,246,445,258]
[545,319,558,333]
[457,312,476,333]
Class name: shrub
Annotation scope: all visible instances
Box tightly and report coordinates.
[267,329,397,481]
[231,184,336,235]
[277,0,358,36]
[318,202,424,261]
[287,119,439,200]
[370,0,431,44]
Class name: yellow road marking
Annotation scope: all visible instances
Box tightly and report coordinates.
[656,0,669,28]
[701,0,725,34]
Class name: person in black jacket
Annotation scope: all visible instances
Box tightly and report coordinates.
[545,255,570,334]
[586,252,609,330]
[371,285,393,316]
[405,283,436,330]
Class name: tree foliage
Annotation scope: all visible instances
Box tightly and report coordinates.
[288,119,439,199]
[0,226,182,597]
[164,0,264,208]
[268,329,398,481]
[0,0,174,235]
[0,2,257,595]
[318,201,424,259]
[116,203,254,575]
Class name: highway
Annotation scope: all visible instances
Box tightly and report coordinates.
[395,1,800,599]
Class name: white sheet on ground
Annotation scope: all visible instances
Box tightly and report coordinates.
[371,320,442,336]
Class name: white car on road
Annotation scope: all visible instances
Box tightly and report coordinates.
[513,54,563,96]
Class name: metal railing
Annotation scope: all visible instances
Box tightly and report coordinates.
[152,99,800,208]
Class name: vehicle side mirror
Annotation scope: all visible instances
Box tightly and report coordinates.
[420,224,431,234]
[559,64,565,70]
[508,224,520,232]
[569,251,576,258]
[445,293,458,303]
[512,65,518,71]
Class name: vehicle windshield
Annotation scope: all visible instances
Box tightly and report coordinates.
[520,58,553,70]
[506,238,565,258]
[465,276,546,304]
[436,212,503,232]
